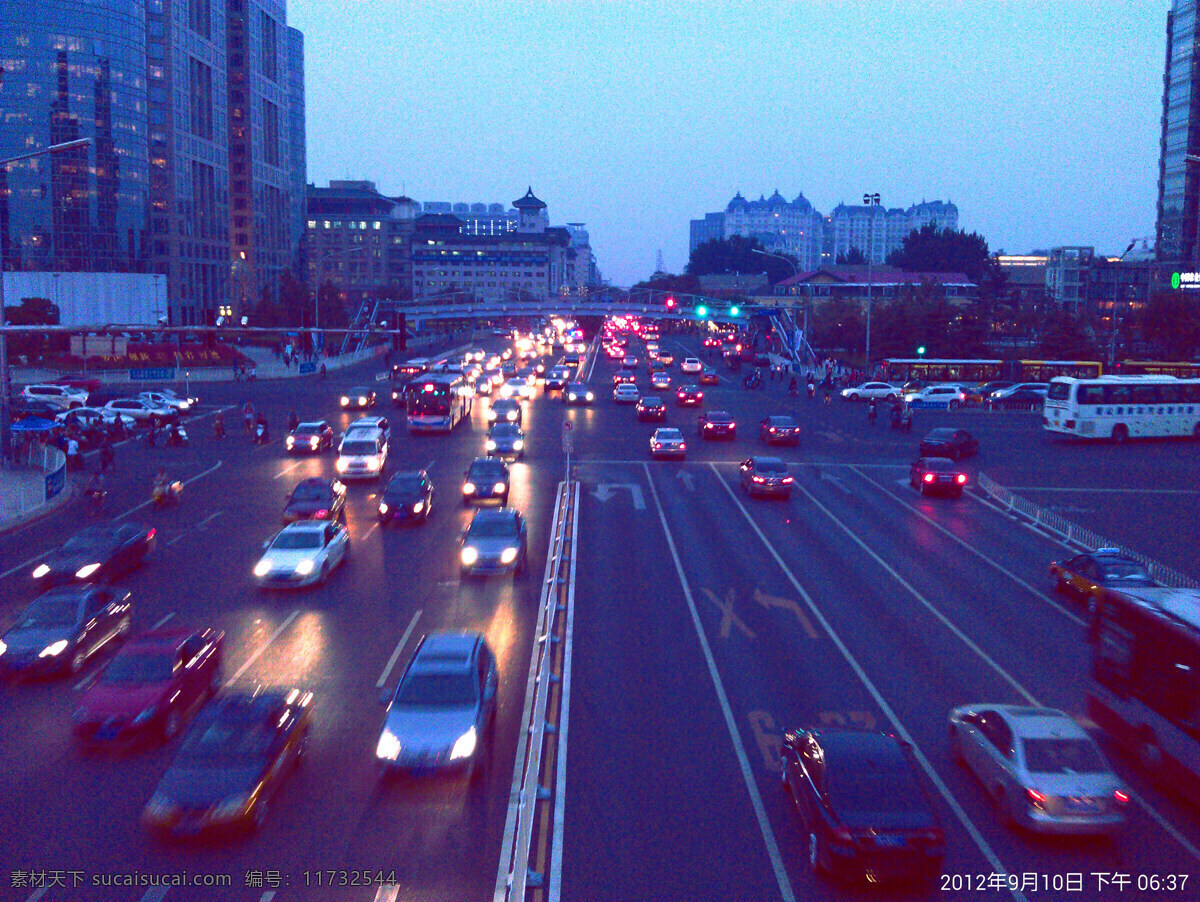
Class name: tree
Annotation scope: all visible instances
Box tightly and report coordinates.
[630,272,700,294]
[886,223,995,282]
[835,247,867,265]
[1135,291,1200,360]
[1037,309,1098,359]
[316,280,349,330]
[810,298,864,354]
[5,296,60,360]
[686,236,797,284]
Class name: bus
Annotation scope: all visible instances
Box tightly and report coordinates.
[1043,375,1200,442]
[392,357,431,381]
[883,358,1103,385]
[407,373,473,433]
[1117,360,1200,379]
[1087,586,1200,803]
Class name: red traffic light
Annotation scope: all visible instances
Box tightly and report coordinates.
[665,296,676,309]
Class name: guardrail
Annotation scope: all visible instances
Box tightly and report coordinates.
[975,472,1199,588]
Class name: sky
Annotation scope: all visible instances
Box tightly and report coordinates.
[290,0,1168,286]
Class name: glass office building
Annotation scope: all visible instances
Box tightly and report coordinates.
[1157,0,1200,265]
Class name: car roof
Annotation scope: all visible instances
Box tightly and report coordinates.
[493,398,519,407]
[279,520,327,533]
[991,706,1086,740]
[470,457,506,469]
[751,456,786,467]
[296,421,327,430]
[412,631,482,673]
[293,477,334,489]
[926,427,956,437]
[708,410,733,420]
[641,396,663,403]
[203,689,292,724]
[923,457,959,469]
[472,507,518,524]
[566,382,587,388]
[341,427,383,440]
[347,386,371,392]
[123,626,199,653]
[813,729,907,764]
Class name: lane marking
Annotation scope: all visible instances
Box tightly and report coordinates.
[224,609,300,687]
[701,587,756,639]
[583,334,601,383]
[115,460,224,522]
[373,886,400,902]
[1,549,52,581]
[260,893,276,902]
[140,888,170,902]
[196,510,223,529]
[707,463,1027,900]
[273,460,304,480]
[152,612,175,629]
[1006,486,1200,495]
[423,459,435,473]
[966,490,1080,552]
[362,521,381,541]
[644,463,796,902]
[25,887,49,902]
[375,610,423,689]
[847,467,1087,628]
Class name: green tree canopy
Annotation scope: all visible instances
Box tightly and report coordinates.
[1037,309,1099,359]
[686,236,797,284]
[1135,291,1200,360]
[835,247,867,265]
[886,223,995,282]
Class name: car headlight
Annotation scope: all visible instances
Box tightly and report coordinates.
[0,639,7,656]
[375,729,402,761]
[213,793,251,820]
[365,458,379,470]
[378,502,390,516]
[568,393,577,401]
[75,563,101,579]
[340,396,350,405]
[32,564,50,579]
[486,440,497,450]
[461,547,479,565]
[286,436,295,448]
[450,726,478,761]
[336,459,349,473]
[358,397,368,405]
[179,401,191,410]
[507,411,518,421]
[412,501,425,514]
[463,482,476,495]
[144,792,177,819]
[295,559,315,575]
[501,547,518,564]
[132,705,158,726]
[310,437,319,448]
[586,392,594,401]
[493,482,506,493]
[254,559,272,577]
[512,439,524,451]
[40,639,69,658]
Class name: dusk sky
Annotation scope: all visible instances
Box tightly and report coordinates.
[291,1,1167,285]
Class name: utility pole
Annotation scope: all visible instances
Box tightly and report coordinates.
[863,192,881,374]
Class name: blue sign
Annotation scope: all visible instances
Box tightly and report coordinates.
[908,399,953,410]
[44,464,65,500]
[129,367,175,381]
[298,361,316,374]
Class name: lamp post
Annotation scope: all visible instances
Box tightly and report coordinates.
[863,192,881,374]
[0,137,93,467]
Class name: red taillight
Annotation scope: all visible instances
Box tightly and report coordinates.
[768,427,776,433]
[782,477,794,484]
[147,528,156,540]
[956,474,967,484]
[316,509,329,518]
[704,423,712,429]
[923,473,935,483]
[1113,789,1129,805]
[1025,788,1047,810]
[752,476,765,483]
[654,443,661,449]
[679,443,686,450]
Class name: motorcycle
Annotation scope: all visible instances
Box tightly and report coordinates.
[213,418,226,439]
[867,404,878,426]
[806,383,815,400]
[253,423,269,445]
[166,425,189,447]
[890,410,904,430]
[152,480,183,507]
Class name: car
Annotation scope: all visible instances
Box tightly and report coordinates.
[142,688,313,837]
[104,397,177,425]
[964,381,1015,405]
[544,366,572,390]
[376,632,498,778]
[909,457,968,497]
[1050,549,1157,613]
[73,627,224,746]
[345,415,391,441]
[11,400,63,422]
[918,427,979,460]
[698,368,719,386]
[621,355,639,369]
[487,422,525,460]
[613,383,640,404]
[252,521,350,588]
[462,457,510,506]
[563,382,594,405]
[636,396,667,422]
[561,352,583,367]
[488,398,523,425]
[22,383,88,410]
[606,345,625,360]
[948,705,1128,835]
[285,420,335,453]
[282,477,347,523]
[650,427,686,459]
[647,357,666,373]
[649,372,671,391]
[0,585,132,678]
[987,387,1048,409]
[612,370,637,385]
[739,457,794,497]
[31,524,156,589]
[137,390,196,413]
[335,428,387,480]
[991,382,1050,401]
[500,376,534,399]
[780,729,945,883]
[52,375,102,393]
[500,360,518,376]
[460,508,529,577]
[903,384,967,408]
[675,384,703,406]
[339,386,377,410]
[760,415,801,446]
[466,347,485,362]
[379,470,435,525]
[680,357,703,374]
[56,406,137,433]
[841,381,899,402]
[698,410,736,440]
[657,352,675,367]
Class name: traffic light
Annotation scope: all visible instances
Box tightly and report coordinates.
[665,296,676,310]
[729,306,740,317]
[696,305,708,317]
[917,345,926,356]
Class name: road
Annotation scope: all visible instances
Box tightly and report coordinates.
[0,327,1197,902]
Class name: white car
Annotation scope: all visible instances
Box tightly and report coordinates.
[22,384,88,410]
[650,427,687,459]
[336,429,388,480]
[613,383,640,404]
[104,397,176,424]
[500,377,534,400]
[680,358,703,375]
[137,389,195,412]
[56,407,136,430]
[904,383,967,408]
[345,416,390,441]
[841,381,900,402]
[253,521,349,588]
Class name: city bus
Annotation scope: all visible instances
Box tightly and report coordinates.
[407,373,473,433]
[1087,586,1200,804]
[1117,360,1200,379]
[883,358,1103,385]
[390,358,432,407]
[1043,375,1200,442]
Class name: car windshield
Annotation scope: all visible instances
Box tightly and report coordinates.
[340,441,378,456]
[348,388,370,395]
[770,418,796,427]
[709,413,732,423]
[469,517,518,539]
[927,429,956,440]
[1098,561,1153,582]
[291,484,329,501]
[179,718,274,764]
[658,430,682,440]
[1021,738,1107,774]
[294,426,322,436]
[567,384,587,392]
[491,425,520,438]
[470,463,504,479]
[63,533,113,552]
[17,596,79,629]
[395,672,477,707]
[101,652,174,684]
[271,531,323,550]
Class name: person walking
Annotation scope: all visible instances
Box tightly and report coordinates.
[99,437,114,473]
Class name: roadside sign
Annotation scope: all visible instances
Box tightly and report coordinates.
[562,419,574,453]
[128,367,174,381]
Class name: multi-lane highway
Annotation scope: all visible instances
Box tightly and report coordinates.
[1,326,1198,902]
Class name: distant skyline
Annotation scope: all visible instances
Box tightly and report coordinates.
[291,1,1166,285]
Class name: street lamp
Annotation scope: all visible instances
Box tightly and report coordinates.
[0,137,93,466]
[863,192,881,372]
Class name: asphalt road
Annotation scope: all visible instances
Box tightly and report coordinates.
[1,327,1197,902]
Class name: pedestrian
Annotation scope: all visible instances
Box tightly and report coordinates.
[66,435,82,471]
[99,437,114,473]
[250,364,257,381]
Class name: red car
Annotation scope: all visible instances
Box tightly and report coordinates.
[73,627,224,746]
[675,384,704,406]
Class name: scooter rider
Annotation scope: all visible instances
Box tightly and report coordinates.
[213,410,226,439]
[867,398,878,425]
[288,409,299,432]
[254,412,270,444]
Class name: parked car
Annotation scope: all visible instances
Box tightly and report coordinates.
[22,383,87,410]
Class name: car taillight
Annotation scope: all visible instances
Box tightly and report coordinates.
[1025,788,1047,810]
[923,473,935,483]
[147,529,156,540]
[1065,419,1075,429]
[768,427,776,433]
[956,474,967,484]
[1113,789,1129,805]
[752,476,765,483]
[316,509,328,518]
[654,443,661,449]
[704,423,712,429]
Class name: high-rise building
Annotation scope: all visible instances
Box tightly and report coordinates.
[1157,0,1199,267]
[827,200,959,265]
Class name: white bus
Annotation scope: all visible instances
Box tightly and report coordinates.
[1043,375,1200,442]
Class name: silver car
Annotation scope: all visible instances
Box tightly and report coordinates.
[948,704,1128,835]
[486,422,525,461]
[460,508,528,577]
[375,632,498,778]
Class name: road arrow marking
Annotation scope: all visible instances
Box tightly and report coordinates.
[702,587,755,640]
[749,709,782,773]
[818,470,852,495]
[589,482,645,509]
[753,588,820,638]
[676,470,696,492]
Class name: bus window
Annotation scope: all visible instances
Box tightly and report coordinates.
[1131,385,1161,405]
[1047,381,1073,402]
[1102,385,1133,406]
[1077,384,1104,405]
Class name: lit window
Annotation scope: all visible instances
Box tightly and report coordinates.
[307,220,316,229]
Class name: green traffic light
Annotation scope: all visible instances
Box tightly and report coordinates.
[917,346,926,355]
[729,306,739,316]
[696,305,708,317]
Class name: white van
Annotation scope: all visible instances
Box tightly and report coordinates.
[336,428,388,480]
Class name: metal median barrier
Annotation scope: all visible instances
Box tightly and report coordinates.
[975,472,1199,588]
